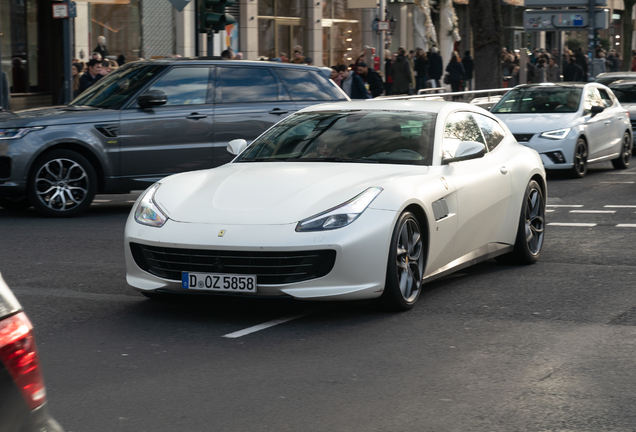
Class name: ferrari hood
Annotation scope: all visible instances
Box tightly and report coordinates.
[153,162,428,225]
[495,112,579,134]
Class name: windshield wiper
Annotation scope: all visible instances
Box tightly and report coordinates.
[239,157,285,162]
[296,157,378,163]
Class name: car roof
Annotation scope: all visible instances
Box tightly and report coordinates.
[513,83,587,89]
[133,58,328,71]
[609,79,636,86]
[596,72,636,77]
[296,100,490,115]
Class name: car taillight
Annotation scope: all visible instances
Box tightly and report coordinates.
[0,312,47,410]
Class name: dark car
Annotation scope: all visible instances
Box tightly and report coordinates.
[0,274,64,431]
[0,59,349,217]
[608,80,636,152]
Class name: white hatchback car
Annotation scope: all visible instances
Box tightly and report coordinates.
[492,83,632,177]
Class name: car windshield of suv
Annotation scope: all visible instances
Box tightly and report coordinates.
[611,85,636,103]
[492,87,583,113]
[71,63,168,110]
[237,110,436,165]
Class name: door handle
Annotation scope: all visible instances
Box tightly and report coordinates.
[269,109,289,115]
[186,113,207,120]
[604,121,611,125]
[500,166,508,175]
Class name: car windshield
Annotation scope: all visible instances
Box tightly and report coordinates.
[492,87,583,113]
[71,63,168,110]
[236,110,436,165]
[611,85,636,103]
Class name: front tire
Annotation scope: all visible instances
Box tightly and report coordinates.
[380,211,426,311]
[501,180,546,265]
[611,132,632,170]
[570,138,588,178]
[28,150,97,217]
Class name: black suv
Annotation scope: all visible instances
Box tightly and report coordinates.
[0,59,349,217]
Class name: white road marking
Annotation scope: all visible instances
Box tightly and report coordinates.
[546,209,555,213]
[570,210,616,214]
[600,182,635,184]
[92,199,112,203]
[547,205,583,208]
[617,224,636,228]
[608,171,636,174]
[223,313,310,338]
[604,205,636,208]
[548,223,597,227]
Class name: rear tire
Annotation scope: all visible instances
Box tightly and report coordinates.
[611,132,632,170]
[380,212,426,311]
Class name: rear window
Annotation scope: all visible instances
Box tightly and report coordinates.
[611,85,636,103]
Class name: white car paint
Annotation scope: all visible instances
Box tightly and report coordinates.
[125,100,546,307]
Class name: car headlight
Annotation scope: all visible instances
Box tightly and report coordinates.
[134,183,168,227]
[0,127,45,140]
[539,128,571,140]
[296,187,383,232]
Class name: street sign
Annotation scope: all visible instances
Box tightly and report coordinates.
[378,21,390,31]
[524,9,609,31]
[525,0,607,6]
[52,4,68,19]
[68,2,77,18]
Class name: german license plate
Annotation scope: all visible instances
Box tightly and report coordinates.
[182,272,257,293]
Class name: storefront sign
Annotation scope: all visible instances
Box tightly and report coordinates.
[347,0,377,8]
[52,3,69,19]
[524,9,609,31]
[525,0,607,5]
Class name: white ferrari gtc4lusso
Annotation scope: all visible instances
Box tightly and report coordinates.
[125,100,547,311]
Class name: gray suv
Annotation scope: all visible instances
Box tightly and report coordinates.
[0,59,349,217]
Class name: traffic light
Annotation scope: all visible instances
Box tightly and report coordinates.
[198,0,235,33]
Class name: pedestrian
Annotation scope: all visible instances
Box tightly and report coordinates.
[330,65,343,86]
[445,52,465,100]
[221,50,232,59]
[533,57,547,83]
[91,51,102,62]
[563,56,583,82]
[414,48,428,93]
[384,50,394,96]
[607,50,620,72]
[304,57,313,65]
[427,46,443,88]
[508,65,520,87]
[339,67,370,99]
[1,71,10,110]
[546,57,561,82]
[93,36,109,59]
[390,48,412,95]
[290,50,305,64]
[574,47,588,81]
[407,49,416,92]
[462,50,474,91]
[78,58,103,93]
[357,61,384,98]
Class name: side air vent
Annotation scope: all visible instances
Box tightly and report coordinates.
[432,198,449,221]
[95,124,119,138]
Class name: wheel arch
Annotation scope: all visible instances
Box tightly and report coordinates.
[27,143,106,193]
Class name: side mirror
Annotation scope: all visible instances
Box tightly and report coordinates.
[443,141,486,164]
[138,90,167,109]
[590,105,604,117]
[227,139,248,155]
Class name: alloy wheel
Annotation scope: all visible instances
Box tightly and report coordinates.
[395,217,425,302]
[34,158,90,211]
[524,186,545,255]
[573,139,588,177]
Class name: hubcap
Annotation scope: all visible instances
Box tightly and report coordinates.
[34,158,89,211]
[622,134,632,164]
[395,218,424,302]
[525,187,545,255]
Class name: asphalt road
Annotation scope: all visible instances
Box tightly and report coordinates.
[2,162,636,432]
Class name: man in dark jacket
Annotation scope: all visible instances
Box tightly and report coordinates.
[563,56,584,82]
[427,47,443,88]
[356,62,384,98]
[462,51,474,90]
[391,49,412,95]
[78,59,103,94]
[340,68,370,99]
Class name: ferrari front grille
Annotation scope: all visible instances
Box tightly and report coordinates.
[130,243,337,285]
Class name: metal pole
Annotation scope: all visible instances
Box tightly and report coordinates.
[207,31,214,57]
[588,0,595,78]
[379,0,386,93]
[62,0,73,104]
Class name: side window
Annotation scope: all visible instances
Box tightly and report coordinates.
[442,112,485,159]
[584,87,603,112]
[275,69,333,101]
[148,67,210,106]
[217,67,278,103]
[309,70,348,100]
[473,113,506,152]
[598,88,614,108]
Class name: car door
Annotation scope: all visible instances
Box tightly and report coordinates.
[212,65,298,166]
[118,66,215,184]
[597,87,626,157]
[582,86,610,160]
[442,111,513,261]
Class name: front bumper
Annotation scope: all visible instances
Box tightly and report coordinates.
[516,134,576,170]
[124,208,398,301]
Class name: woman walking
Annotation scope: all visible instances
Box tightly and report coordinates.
[445,52,465,100]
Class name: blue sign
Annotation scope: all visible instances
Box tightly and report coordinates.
[573,15,584,26]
